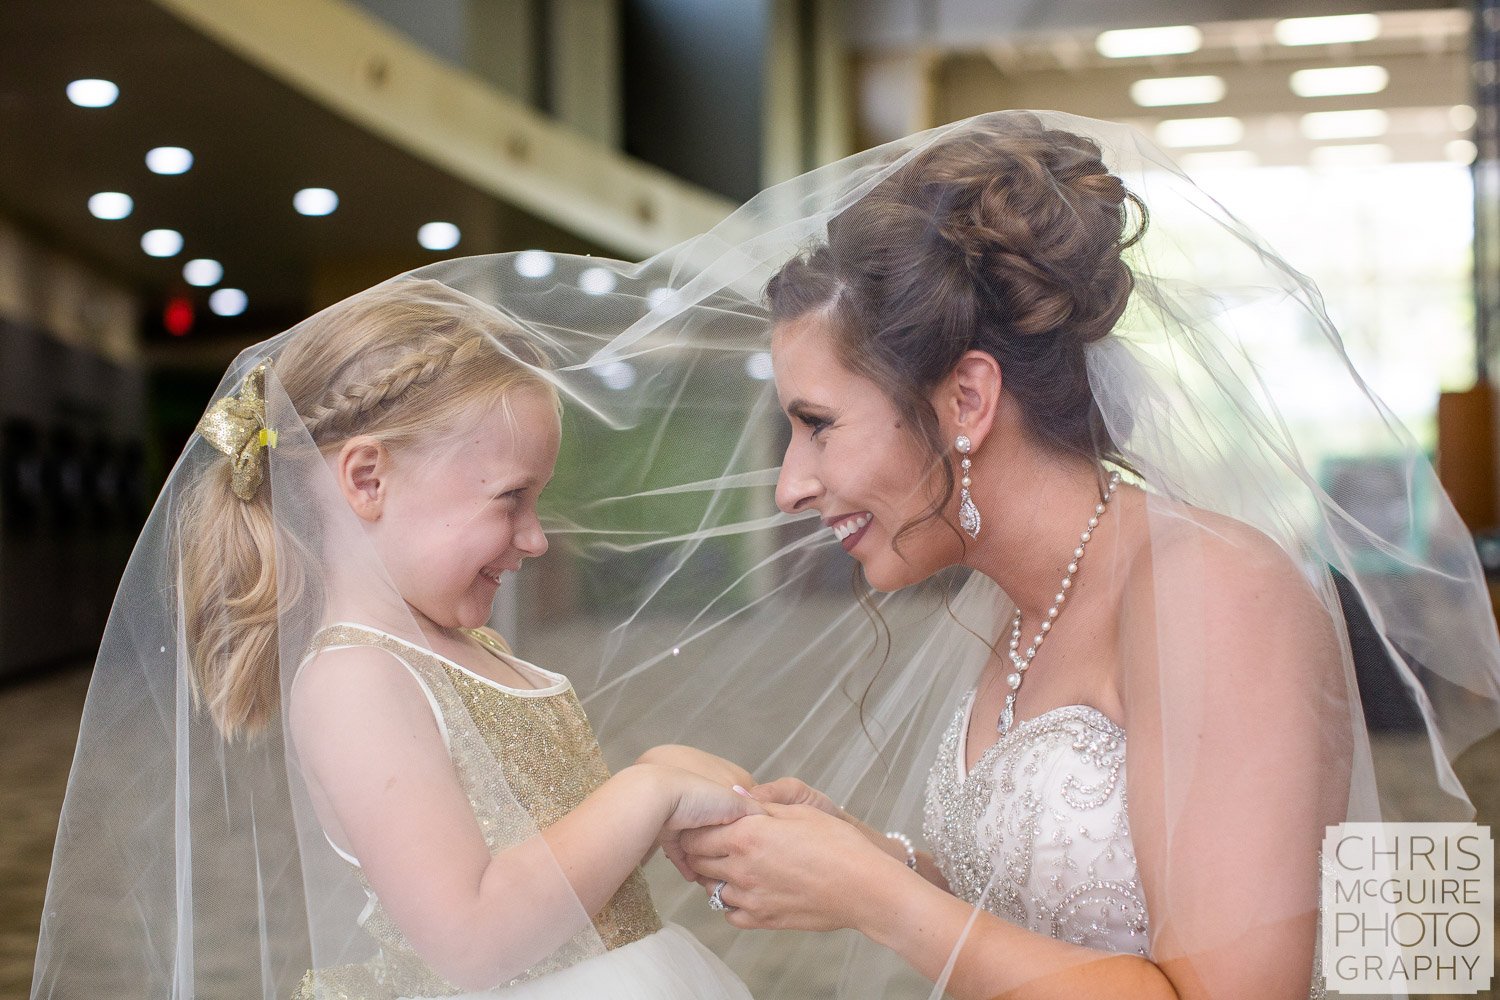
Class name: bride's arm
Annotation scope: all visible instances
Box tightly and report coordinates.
[291,647,756,991]
[683,802,1177,998]
[682,529,1341,1000]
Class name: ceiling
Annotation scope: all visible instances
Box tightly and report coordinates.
[0,0,602,351]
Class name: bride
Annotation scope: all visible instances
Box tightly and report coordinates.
[656,113,1499,999]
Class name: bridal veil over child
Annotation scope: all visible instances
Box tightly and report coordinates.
[31,111,1500,999]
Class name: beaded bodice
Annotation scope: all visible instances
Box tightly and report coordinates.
[923,690,1326,998]
[923,693,1149,956]
[294,624,660,1000]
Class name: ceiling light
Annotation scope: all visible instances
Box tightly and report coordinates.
[1447,139,1478,164]
[1452,105,1477,132]
[579,267,617,296]
[1096,25,1202,59]
[1289,65,1388,98]
[66,79,118,108]
[744,352,775,381]
[647,287,673,308]
[418,222,460,251]
[182,259,223,287]
[1130,75,1226,108]
[514,249,556,279]
[146,147,194,175]
[597,361,637,391]
[1274,14,1380,47]
[1310,143,1392,168]
[209,288,248,317]
[1300,109,1388,141]
[293,187,339,216]
[141,229,183,258]
[1155,116,1244,148]
[87,192,133,220]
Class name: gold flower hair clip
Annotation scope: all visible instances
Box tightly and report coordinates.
[196,359,278,502]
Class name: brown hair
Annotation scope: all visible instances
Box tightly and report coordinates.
[766,113,1145,555]
[178,279,556,739]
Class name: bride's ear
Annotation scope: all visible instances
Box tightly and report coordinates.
[935,350,1001,448]
[336,437,389,522]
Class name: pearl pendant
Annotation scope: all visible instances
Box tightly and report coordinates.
[1006,672,1021,689]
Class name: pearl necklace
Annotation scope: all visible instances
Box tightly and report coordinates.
[999,470,1122,733]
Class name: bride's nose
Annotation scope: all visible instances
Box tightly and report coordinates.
[775,450,822,514]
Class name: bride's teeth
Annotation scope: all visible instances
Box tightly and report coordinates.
[831,514,870,541]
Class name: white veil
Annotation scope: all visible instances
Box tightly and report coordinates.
[31,111,1500,999]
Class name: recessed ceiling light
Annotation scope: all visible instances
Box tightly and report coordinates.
[209,288,248,317]
[141,229,183,258]
[514,249,556,279]
[88,192,133,220]
[1274,14,1380,47]
[67,79,118,108]
[647,287,673,308]
[1452,105,1477,132]
[418,222,460,251]
[1096,26,1202,59]
[1155,116,1245,148]
[1300,109,1389,141]
[579,267,617,296]
[183,259,223,287]
[293,187,339,216]
[146,147,194,175]
[1130,75,1226,108]
[1289,66,1389,98]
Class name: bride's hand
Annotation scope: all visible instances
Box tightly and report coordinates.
[680,802,900,933]
[637,744,755,790]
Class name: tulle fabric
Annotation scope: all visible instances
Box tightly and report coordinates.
[31,110,1500,1000]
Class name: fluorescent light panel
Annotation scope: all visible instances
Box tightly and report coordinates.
[1096,25,1202,59]
[1180,150,1260,172]
[1131,75,1225,108]
[1300,109,1389,140]
[1155,116,1244,148]
[1310,143,1392,168]
[1290,65,1388,98]
[1275,14,1380,47]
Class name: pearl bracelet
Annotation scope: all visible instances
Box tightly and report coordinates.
[885,830,917,869]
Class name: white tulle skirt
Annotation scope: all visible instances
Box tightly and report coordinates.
[417,923,753,1000]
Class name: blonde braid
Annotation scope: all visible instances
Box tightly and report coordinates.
[302,335,493,444]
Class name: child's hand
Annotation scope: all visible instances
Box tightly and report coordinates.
[637,744,754,789]
[641,765,762,883]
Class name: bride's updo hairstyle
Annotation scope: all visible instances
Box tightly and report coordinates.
[766,114,1145,550]
[178,279,556,739]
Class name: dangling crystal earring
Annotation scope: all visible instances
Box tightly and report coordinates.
[956,435,981,540]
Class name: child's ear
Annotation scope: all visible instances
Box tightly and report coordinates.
[336,437,388,522]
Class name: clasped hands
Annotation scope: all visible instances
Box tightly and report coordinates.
[637,745,899,932]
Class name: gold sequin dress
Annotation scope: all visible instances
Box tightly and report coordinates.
[293,624,752,1000]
